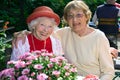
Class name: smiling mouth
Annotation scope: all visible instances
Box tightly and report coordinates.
[40,33,48,36]
[73,23,80,26]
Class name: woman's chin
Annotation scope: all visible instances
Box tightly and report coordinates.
[39,37,48,41]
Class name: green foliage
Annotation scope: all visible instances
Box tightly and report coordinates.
[0,0,119,30]
[0,30,11,71]
[84,0,105,17]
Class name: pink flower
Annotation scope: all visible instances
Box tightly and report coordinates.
[26,61,32,65]
[56,56,67,61]
[7,60,15,65]
[34,64,43,70]
[14,61,26,69]
[0,68,15,78]
[10,77,16,80]
[25,55,36,61]
[47,63,53,68]
[19,52,31,60]
[44,53,53,57]
[70,67,77,72]
[29,78,34,80]
[37,73,48,80]
[65,72,70,76]
[33,50,42,57]
[83,74,99,80]
[22,68,30,75]
[31,72,35,76]
[50,58,58,63]
[64,65,70,70]
[52,71,60,77]
[17,75,28,80]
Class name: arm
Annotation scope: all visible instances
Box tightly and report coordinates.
[12,30,31,48]
[98,33,115,80]
[11,37,30,61]
[109,47,118,58]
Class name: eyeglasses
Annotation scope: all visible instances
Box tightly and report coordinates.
[67,13,84,19]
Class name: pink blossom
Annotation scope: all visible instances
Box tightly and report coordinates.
[0,68,15,78]
[41,49,48,53]
[22,68,30,75]
[31,72,36,76]
[14,61,26,69]
[64,65,70,70]
[83,74,99,80]
[26,55,36,61]
[52,70,60,77]
[7,60,15,65]
[37,73,48,80]
[10,77,16,80]
[70,67,77,72]
[19,52,31,60]
[29,78,34,80]
[34,64,43,70]
[65,72,70,76]
[33,50,42,57]
[50,58,58,63]
[17,75,28,80]
[47,63,53,68]
[26,61,32,65]
[56,56,67,61]
[44,53,53,57]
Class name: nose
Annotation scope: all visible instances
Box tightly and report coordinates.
[44,27,48,31]
[73,17,77,22]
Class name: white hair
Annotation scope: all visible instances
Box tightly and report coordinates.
[27,17,57,31]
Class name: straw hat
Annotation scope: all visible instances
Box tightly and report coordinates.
[27,6,60,26]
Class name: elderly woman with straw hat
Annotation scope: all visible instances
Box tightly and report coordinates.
[11,6,63,61]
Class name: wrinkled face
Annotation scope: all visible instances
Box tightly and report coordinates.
[66,9,87,33]
[33,17,55,40]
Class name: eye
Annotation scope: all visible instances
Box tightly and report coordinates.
[40,24,44,26]
[67,14,73,19]
[76,13,84,18]
[48,26,52,28]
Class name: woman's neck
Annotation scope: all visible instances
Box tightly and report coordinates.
[74,26,94,37]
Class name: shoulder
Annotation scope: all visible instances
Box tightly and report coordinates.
[97,4,105,9]
[55,27,71,34]
[56,27,70,31]
[94,29,106,37]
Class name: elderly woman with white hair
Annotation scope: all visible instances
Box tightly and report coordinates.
[11,6,63,61]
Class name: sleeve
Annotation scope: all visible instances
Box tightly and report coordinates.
[98,32,115,80]
[92,11,98,26]
[50,35,64,56]
[117,9,120,17]
[10,37,30,61]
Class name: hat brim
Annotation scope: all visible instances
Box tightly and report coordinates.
[27,11,60,26]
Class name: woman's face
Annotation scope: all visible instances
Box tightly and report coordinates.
[66,9,88,32]
[33,17,55,40]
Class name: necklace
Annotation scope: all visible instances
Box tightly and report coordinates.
[31,34,46,51]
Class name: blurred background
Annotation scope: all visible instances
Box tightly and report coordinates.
[0,0,120,31]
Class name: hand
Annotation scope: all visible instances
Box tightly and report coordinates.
[12,30,31,48]
[110,47,118,58]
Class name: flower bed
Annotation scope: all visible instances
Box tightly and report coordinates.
[0,50,78,80]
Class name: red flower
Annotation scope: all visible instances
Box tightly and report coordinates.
[83,74,99,80]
